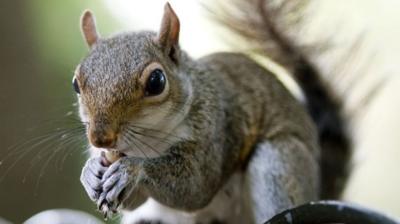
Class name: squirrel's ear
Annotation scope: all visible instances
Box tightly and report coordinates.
[80,10,99,48]
[157,3,180,62]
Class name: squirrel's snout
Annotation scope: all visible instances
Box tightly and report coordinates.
[89,128,117,149]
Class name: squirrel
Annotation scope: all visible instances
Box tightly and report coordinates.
[77,1,350,224]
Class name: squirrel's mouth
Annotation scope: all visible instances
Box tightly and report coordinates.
[100,147,127,156]
[105,147,128,156]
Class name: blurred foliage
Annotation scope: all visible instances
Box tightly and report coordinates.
[0,0,120,223]
[28,0,120,75]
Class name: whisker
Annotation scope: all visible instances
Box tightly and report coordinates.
[3,126,85,160]
[34,144,61,196]
[125,129,161,156]
[22,129,86,183]
[0,126,85,182]
[60,136,86,171]
[3,132,61,161]
[58,142,85,172]
[22,135,65,184]
[123,131,149,159]
[55,133,87,171]
[128,125,185,142]
[127,127,176,146]
[1,134,62,182]
[28,128,85,166]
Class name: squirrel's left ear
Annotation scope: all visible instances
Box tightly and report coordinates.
[80,10,100,48]
[157,3,180,63]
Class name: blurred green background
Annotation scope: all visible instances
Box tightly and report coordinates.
[0,0,399,223]
[0,0,119,222]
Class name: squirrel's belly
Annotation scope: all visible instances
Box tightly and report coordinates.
[195,172,252,224]
[121,198,196,224]
[121,172,251,224]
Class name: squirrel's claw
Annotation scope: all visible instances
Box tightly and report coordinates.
[96,157,136,216]
[98,195,118,220]
[80,157,107,201]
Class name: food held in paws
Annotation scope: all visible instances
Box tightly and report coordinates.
[101,151,122,166]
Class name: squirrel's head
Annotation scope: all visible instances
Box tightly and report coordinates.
[74,3,191,157]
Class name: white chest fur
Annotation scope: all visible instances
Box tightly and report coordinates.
[121,172,252,224]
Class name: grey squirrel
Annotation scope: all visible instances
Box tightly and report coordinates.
[77,1,350,224]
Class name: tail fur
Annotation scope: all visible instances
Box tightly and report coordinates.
[216,0,351,199]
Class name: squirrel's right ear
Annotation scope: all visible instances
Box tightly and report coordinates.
[156,3,180,63]
[80,10,100,48]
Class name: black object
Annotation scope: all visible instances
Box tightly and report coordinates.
[264,200,400,224]
[145,68,166,96]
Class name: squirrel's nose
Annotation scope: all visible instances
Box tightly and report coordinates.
[89,129,117,149]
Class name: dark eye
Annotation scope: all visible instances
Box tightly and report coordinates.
[72,77,80,94]
[145,69,166,96]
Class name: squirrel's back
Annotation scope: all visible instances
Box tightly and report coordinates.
[198,51,319,160]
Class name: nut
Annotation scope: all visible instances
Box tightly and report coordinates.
[101,151,121,166]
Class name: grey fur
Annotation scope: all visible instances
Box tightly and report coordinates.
[244,139,318,223]
[77,5,321,224]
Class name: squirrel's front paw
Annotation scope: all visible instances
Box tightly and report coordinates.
[80,157,108,201]
[97,157,140,213]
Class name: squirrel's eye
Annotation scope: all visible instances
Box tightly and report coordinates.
[145,69,166,96]
[72,77,80,94]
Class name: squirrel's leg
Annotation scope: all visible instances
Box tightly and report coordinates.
[99,140,225,212]
[138,140,225,211]
[243,137,319,223]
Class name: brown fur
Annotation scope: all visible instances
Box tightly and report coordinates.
[215,0,351,199]
[77,2,342,223]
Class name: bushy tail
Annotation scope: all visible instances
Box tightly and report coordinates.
[216,0,351,199]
